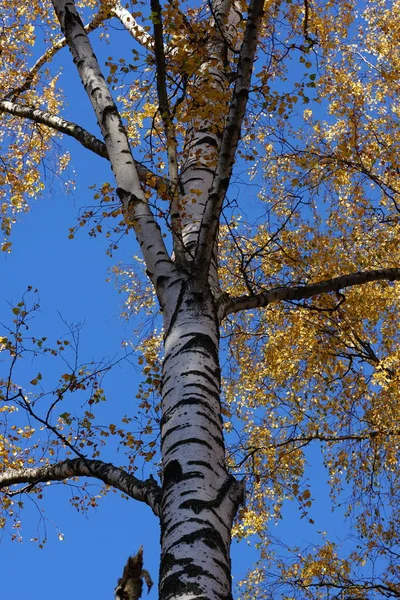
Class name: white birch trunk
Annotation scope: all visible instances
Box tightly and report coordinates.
[178,0,241,296]
[159,280,243,600]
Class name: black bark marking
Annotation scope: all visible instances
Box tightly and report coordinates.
[183,177,205,184]
[179,332,219,363]
[182,382,220,402]
[195,410,222,430]
[162,515,209,538]
[213,557,232,580]
[178,470,205,483]
[164,279,186,339]
[90,86,101,97]
[182,166,215,175]
[194,135,219,147]
[166,346,210,364]
[166,437,213,454]
[181,369,219,389]
[188,460,218,473]
[154,258,172,267]
[100,104,118,127]
[163,459,183,486]
[204,364,222,378]
[160,555,208,598]
[179,476,239,514]
[161,422,192,443]
[168,526,227,556]
[184,291,205,307]
[160,539,232,599]
[161,397,215,427]
[63,4,85,36]
[210,433,225,448]
[155,274,169,288]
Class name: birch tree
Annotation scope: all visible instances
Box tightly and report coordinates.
[1,0,400,598]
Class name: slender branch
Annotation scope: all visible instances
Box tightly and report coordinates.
[111,0,153,49]
[194,0,264,276]
[0,458,161,516]
[0,99,168,194]
[0,99,107,157]
[296,579,400,598]
[16,389,86,461]
[150,0,181,256]
[276,429,399,447]
[235,428,400,468]
[219,267,400,320]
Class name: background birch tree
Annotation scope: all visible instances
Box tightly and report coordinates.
[1,0,400,598]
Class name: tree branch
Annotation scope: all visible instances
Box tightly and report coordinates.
[0,99,168,194]
[195,0,264,276]
[150,0,181,255]
[219,267,400,320]
[0,99,107,156]
[235,428,400,468]
[111,1,153,49]
[0,458,161,516]
[296,579,400,598]
[51,0,176,305]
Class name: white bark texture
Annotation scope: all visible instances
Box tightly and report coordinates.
[177,0,243,294]
[111,1,154,49]
[0,99,169,194]
[159,281,244,599]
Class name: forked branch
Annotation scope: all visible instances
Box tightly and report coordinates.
[0,458,161,515]
[3,1,153,102]
[3,5,111,101]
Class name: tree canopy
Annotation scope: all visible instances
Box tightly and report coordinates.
[1,0,400,598]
